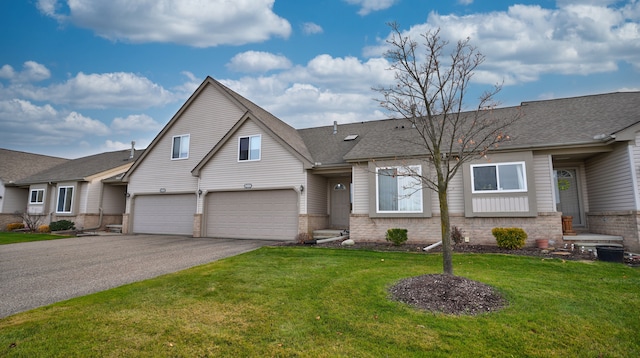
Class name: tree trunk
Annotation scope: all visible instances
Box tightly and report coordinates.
[438,186,453,275]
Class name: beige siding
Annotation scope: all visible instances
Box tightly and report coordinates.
[25,184,48,215]
[634,134,640,210]
[129,84,245,194]
[352,164,369,214]
[3,187,28,214]
[534,153,555,212]
[436,170,465,215]
[199,120,305,195]
[306,172,328,215]
[102,185,126,214]
[585,143,636,211]
[472,196,529,212]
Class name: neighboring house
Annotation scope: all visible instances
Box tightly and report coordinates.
[12,148,142,230]
[0,149,69,228]
[123,76,640,251]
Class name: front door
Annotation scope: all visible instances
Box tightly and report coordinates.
[555,168,583,226]
[329,178,350,229]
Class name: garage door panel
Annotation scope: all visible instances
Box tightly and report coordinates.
[206,190,297,240]
[133,194,195,235]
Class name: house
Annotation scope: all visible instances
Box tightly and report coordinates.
[0,149,69,229]
[11,147,142,230]
[123,76,640,252]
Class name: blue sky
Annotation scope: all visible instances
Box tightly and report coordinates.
[1,0,639,158]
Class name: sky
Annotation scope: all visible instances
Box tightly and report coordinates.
[1,0,639,159]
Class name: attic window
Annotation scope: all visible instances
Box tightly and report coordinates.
[344,134,358,141]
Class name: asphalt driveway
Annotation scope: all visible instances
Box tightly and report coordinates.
[0,235,270,318]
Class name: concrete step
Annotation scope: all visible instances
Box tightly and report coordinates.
[563,234,623,242]
[313,229,348,240]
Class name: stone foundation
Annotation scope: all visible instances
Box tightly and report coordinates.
[587,211,640,252]
[350,212,563,247]
[0,213,18,231]
[193,213,202,238]
[298,214,329,236]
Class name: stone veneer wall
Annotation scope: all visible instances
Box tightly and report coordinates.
[298,214,329,236]
[586,211,640,252]
[0,213,17,230]
[350,212,563,247]
[193,213,202,238]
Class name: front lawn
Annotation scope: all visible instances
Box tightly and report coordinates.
[0,247,638,357]
[0,232,72,245]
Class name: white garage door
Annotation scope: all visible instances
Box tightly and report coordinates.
[133,194,196,235]
[206,190,298,240]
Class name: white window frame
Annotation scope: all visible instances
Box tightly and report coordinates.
[171,134,190,160]
[29,189,45,204]
[375,165,423,213]
[471,161,527,193]
[238,134,261,162]
[56,186,74,214]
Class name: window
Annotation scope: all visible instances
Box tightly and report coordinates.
[239,135,261,161]
[376,166,422,213]
[172,134,190,159]
[57,186,74,213]
[30,189,44,204]
[471,162,526,193]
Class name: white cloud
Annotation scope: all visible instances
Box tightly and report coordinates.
[38,0,291,47]
[0,61,51,83]
[219,54,394,128]
[366,2,640,85]
[227,51,293,73]
[111,114,162,133]
[0,99,109,149]
[302,22,323,35]
[458,0,473,5]
[344,0,399,16]
[16,72,175,109]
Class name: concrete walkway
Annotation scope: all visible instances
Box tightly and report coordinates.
[0,235,270,318]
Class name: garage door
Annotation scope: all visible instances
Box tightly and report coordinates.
[133,194,196,235]
[206,190,298,240]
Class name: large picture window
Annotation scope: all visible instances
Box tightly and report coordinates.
[239,135,261,161]
[376,166,422,213]
[471,162,526,193]
[30,189,44,204]
[57,186,74,213]
[171,134,190,159]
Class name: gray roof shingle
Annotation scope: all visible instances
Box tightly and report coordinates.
[15,149,143,185]
[0,149,69,184]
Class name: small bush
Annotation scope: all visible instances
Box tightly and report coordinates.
[492,227,528,249]
[7,222,25,231]
[49,220,75,231]
[37,225,51,233]
[451,226,464,245]
[386,228,408,246]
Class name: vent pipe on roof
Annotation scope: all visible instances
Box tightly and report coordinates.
[333,121,338,135]
[129,141,135,160]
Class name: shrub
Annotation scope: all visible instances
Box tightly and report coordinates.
[492,227,528,249]
[451,225,464,245]
[49,220,75,231]
[37,225,51,233]
[386,228,408,246]
[6,222,25,231]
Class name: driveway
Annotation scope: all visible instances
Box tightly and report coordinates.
[0,235,270,318]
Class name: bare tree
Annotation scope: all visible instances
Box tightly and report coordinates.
[374,23,520,275]
[14,209,46,232]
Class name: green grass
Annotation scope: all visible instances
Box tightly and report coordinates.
[1,247,638,357]
[0,232,72,245]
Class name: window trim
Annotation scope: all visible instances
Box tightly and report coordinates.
[56,186,74,214]
[470,161,527,193]
[171,134,190,160]
[375,165,423,214]
[238,134,261,162]
[29,189,45,204]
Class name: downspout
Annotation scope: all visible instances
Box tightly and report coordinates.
[422,241,442,252]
